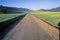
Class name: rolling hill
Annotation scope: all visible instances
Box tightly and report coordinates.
[0,5,30,13]
[39,7,60,12]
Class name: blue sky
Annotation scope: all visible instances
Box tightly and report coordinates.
[0,0,60,10]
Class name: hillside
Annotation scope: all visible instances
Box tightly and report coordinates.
[39,7,60,12]
[0,5,30,13]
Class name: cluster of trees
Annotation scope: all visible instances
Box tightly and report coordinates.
[0,5,8,13]
[0,5,30,13]
[0,5,16,13]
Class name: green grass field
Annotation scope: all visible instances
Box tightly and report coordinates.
[32,11,60,27]
[0,13,26,22]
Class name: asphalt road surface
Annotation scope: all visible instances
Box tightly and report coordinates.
[2,14,59,40]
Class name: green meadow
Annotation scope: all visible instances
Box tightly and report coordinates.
[0,13,26,22]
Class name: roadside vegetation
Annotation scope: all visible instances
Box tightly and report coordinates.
[0,13,26,22]
[0,5,29,33]
[0,5,29,23]
[31,11,60,28]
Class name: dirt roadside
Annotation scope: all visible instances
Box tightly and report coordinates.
[31,14,59,40]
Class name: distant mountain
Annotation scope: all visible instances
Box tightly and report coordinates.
[39,9,49,11]
[0,5,30,13]
[50,7,60,12]
[39,7,60,12]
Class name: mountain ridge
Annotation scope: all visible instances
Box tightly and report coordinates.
[39,7,60,12]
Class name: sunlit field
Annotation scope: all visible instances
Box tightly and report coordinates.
[32,11,60,27]
[0,13,26,22]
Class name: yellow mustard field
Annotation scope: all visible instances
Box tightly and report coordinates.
[32,12,60,27]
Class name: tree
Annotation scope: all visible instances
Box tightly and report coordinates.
[0,5,8,13]
[58,21,60,30]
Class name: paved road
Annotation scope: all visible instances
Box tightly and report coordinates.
[2,14,59,40]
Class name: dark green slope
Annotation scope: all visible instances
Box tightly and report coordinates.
[0,5,30,13]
